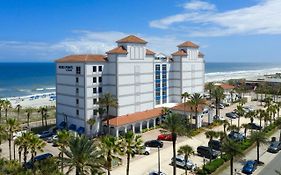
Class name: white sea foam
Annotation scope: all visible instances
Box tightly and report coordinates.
[205,67,281,82]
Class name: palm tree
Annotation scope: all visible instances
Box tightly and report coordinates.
[57,130,71,173]
[227,125,239,132]
[15,104,22,121]
[3,100,11,120]
[276,119,281,141]
[161,112,185,175]
[0,124,7,154]
[6,118,19,160]
[98,93,118,135]
[18,132,33,164]
[177,145,194,175]
[222,139,243,175]
[99,135,122,175]
[245,111,256,131]
[120,131,143,175]
[276,102,281,118]
[28,133,46,160]
[205,82,214,99]
[0,99,4,122]
[87,118,96,137]
[187,93,205,128]
[211,87,225,116]
[38,107,47,127]
[14,136,24,163]
[235,104,245,130]
[250,131,267,164]
[33,157,62,175]
[181,92,190,121]
[98,107,106,135]
[25,108,34,127]
[222,120,229,134]
[205,131,219,143]
[61,135,103,175]
[241,123,250,138]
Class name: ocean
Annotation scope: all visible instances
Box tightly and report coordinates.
[0,62,281,98]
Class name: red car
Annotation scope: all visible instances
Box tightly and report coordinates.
[157,133,173,141]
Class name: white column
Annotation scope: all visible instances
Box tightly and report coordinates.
[139,122,143,133]
[132,124,135,133]
[124,126,128,133]
[153,119,156,128]
[147,121,149,129]
[116,127,119,137]
[197,115,201,128]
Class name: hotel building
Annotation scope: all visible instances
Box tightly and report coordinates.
[55,35,205,136]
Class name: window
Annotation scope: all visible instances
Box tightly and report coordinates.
[162,98,167,104]
[98,87,102,93]
[76,88,79,94]
[76,66,81,74]
[98,66,103,72]
[156,82,160,88]
[93,66,97,72]
[156,91,160,97]
[93,88,97,94]
[98,77,102,83]
[93,98,97,104]
[156,74,160,79]
[162,90,167,96]
[76,110,79,116]
[76,99,79,105]
[76,77,79,83]
[93,77,97,83]
[162,73,167,79]
[162,64,167,71]
[162,81,167,87]
[93,109,98,115]
[156,99,160,105]
[155,65,160,71]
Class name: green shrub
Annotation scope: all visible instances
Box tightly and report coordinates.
[196,168,208,175]
[240,139,253,150]
[204,158,224,174]
[221,154,231,161]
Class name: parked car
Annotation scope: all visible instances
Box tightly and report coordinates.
[197,146,219,159]
[144,140,163,148]
[213,115,225,121]
[247,123,262,130]
[13,130,27,140]
[208,140,221,151]
[223,102,231,107]
[228,131,245,142]
[267,141,281,153]
[219,103,225,109]
[203,108,208,114]
[134,146,151,155]
[157,133,173,141]
[243,106,254,113]
[171,155,196,170]
[149,171,167,175]
[37,131,53,139]
[242,160,257,174]
[226,112,237,119]
[23,153,53,169]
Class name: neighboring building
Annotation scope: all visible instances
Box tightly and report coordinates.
[55,35,205,136]
[215,83,237,104]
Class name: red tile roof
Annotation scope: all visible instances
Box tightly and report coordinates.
[116,35,147,44]
[171,49,187,56]
[198,52,204,58]
[106,46,128,54]
[55,54,107,63]
[177,41,199,48]
[172,103,205,113]
[146,49,155,55]
[219,84,235,90]
[108,107,163,127]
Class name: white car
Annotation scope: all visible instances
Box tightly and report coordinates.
[213,115,225,121]
[171,155,196,170]
[149,171,166,175]
[13,130,27,140]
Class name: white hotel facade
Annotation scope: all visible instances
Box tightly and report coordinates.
[55,35,205,136]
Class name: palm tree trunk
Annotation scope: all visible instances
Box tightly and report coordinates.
[18,150,21,163]
[13,141,16,160]
[76,167,79,175]
[61,151,64,173]
[41,113,44,126]
[238,117,241,131]
[107,156,112,175]
[126,153,130,175]
[279,129,281,142]
[17,110,20,121]
[257,142,260,163]
[106,106,110,135]
[45,116,48,127]
[230,157,233,175]
[8,139,12,160]
[27,114,30,127]
[5,109,8,120]
[24,147,27,164]
[172,133,177,175]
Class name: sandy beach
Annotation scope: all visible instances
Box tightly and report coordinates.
[1,92,56,108]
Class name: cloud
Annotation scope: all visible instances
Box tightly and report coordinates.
[150,0,281,36]
[183,0,216,11]
[0,31,191,61]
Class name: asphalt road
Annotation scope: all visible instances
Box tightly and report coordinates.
[258,151,281,175]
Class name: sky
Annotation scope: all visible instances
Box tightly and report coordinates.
[0,0,281,62]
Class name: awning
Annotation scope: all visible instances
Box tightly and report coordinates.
[58,121,66,129]
[69,124,77,131]
[77,127,85,134]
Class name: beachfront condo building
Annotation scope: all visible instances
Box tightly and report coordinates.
[55,35,205,136]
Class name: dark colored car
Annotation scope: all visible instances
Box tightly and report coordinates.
[23,153,53,169]
[144,140,163,148]
[267,141,281,153]
[247,123,262,130]
[226,112,237,119]
[38,131,53,139]
[208,140,221,151]
[242,160,257,174]
[157,134,173,141]
[228,131,245,142]
[197,146,219,159]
